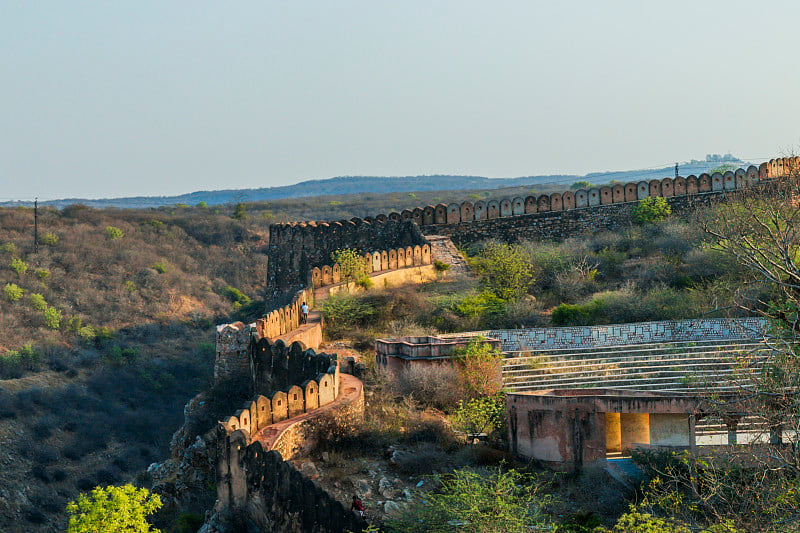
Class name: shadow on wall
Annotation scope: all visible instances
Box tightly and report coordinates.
[216,437,367,533]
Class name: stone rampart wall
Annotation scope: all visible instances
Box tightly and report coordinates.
[220,369,340,437]
[267,218,429,300]
[215,438,366,532]
[297,158,796,232]
[442,317,768,352]
[310,243,432,288]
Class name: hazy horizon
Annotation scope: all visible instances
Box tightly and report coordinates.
[2,2,799,201]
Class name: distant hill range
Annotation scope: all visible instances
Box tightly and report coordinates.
[4,156,750,209]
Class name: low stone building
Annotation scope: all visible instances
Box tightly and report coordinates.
[507,389,699,471]
[375,334,501,376]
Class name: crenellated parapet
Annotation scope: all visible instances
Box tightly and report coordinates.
[310,243,432,288]
[267,217,429,302]
[276,158,798,231]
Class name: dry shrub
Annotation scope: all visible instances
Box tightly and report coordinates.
[394,363,466,412]
[392,442,452,475]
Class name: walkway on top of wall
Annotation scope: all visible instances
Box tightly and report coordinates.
[251,373,363,452]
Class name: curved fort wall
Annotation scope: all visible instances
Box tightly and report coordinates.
[267,218,429,301]
[270,158,798,246]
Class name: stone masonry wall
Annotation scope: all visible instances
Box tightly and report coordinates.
[267,218,429,302]
[443,317,768,352]
[421,189,725,245]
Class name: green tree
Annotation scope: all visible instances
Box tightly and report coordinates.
[631,196,672,225]
[570,180,594,190]
[3,283,24,301]
[43,306,62,329]
[28,293,47,310]
[452,394,505,436]
[105,226,124,240]
[707,163,738,175]
[11,256,28,276]
[385,468,551,533]
[232,202,247,220]
[40,232,59,245]
[35,268,51,280]
[331,248,368,286]
[66,484,162,533]
[471,242,534,301]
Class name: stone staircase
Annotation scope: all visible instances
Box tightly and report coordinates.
[426,235,471,274]
[502,338,775,393]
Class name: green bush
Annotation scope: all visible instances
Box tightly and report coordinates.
[551,298,607,326]
[149,262,169,274]
[11,257,28,276]
[35,268,51,280]
[453,291,506,320]
[232,203,247,220]
[39,232,59,245]
[632,196,672,225]
[433,259,450,272]
[355,275,374,290]
[105,226,124,240]
[28,293,47,310]
[77,325,96,342]
[471,242,534,301]
[222,286,251,306]
[3,283,24,302]
[0,242,16,254]
[43,306,62,329]
[321,293,375,336]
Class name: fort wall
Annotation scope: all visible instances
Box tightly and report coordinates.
[266,157,799,247]
[267,218,429,300]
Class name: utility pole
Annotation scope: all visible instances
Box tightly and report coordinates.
[34,197,39,254]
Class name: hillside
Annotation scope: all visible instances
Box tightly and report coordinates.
[2,157,749,209]
[0,205,269,531]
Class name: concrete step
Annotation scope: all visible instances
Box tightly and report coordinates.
[426,235,471,274]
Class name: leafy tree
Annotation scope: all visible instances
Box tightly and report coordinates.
[471,242,534,301]
[28,293,47,310]
[43,306,62,329]
[11,256,28,276]
[196,201,207,208]
[331,248,368,286]
[452,394,505,436]
[105,226,124,240]
[232,202,247,220]
[222,286,251,308]
[40,232,59,245]
[35,268,50,280]
[631,196,672,225]
[385,468,551,533]
[66,484,162,533]
[453,337,504,398]
[3,283,24,301]
[707,163,738,175]
[570,180,594,190]
[0,242,16,254]
[453,291,506,321]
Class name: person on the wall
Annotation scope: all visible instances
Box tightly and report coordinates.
[301,301,309,324]
[351,495,364,518]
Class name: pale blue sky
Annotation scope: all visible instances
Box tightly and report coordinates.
[2,1,799,200]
